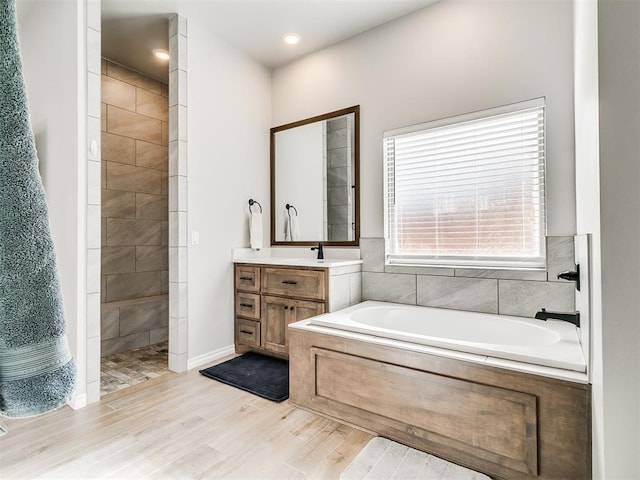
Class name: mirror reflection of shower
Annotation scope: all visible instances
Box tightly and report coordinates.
[324,114,355,242]
[273,107,358,243]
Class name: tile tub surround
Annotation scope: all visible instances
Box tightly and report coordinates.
[101,59,169,356]
[361,236,577,318]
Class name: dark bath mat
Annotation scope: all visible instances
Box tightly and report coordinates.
[199,352,289,402]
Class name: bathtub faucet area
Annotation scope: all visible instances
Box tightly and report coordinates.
[535,308,581,328]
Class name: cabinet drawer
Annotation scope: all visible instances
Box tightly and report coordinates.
[236,318,260,347]
[262,268,326,300]
[235,266,260,292]
[235,292,260,320]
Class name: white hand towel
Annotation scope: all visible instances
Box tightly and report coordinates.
[291,214,300,241]
[250,212,263,250]
[284,214,291,241]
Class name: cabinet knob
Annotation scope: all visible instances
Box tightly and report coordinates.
[283,306,288,310]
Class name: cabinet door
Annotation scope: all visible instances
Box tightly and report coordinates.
[262,295,290,354]
[262,296,325,354]
[285,300,325,354]
[290,299,325,323]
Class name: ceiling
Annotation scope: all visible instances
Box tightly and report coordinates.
[98,0,436,82]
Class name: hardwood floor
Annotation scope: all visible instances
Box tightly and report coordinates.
[0,356,372,479]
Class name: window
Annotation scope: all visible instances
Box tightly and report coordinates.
[384,99,546,269]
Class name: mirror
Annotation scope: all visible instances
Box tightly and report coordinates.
[271,105,360,246]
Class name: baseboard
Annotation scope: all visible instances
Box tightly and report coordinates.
[68,393,87,410]
[188,344,235,370]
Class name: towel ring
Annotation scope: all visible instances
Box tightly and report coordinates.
[286,204,298,217]
[248,199,262,214]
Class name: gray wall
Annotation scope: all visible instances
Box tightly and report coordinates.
[360,237,576,317]
[100,59,169,356]
[272,0,576,238]
[597,1,640,477]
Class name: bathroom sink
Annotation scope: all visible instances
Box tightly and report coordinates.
[235,257,362,268]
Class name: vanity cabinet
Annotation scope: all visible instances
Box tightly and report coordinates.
[234,263,327,357]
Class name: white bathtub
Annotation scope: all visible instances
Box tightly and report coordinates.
[309,301,586,372]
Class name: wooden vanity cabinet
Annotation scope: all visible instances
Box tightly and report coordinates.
[234,264,327,356]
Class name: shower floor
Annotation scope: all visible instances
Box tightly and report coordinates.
[100,341,170,396]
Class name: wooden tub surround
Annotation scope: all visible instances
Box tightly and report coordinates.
[289,324,591,480]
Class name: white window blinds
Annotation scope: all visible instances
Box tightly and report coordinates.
[384,99,546,269]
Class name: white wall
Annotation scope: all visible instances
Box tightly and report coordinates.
[186,20,271,361]
[272,0,576,238]
[18,0,86,404]
[19,0,272,385]
[597,1,640,477]
[274,122,324,241]
[573,1,603,476]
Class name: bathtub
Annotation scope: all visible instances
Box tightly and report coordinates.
[289,300,591,479]
[309,301,586,372]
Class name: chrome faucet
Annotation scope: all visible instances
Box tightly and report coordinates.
[534,308,580,328]
[311,242,324,261]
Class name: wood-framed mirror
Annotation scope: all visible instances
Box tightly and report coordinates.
[270,105,360,246]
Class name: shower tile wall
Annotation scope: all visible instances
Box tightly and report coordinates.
[361,236,577,317]
[100,59,169,356]
[326,117,352,241]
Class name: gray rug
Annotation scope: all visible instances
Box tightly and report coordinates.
[199,352,289,402]
[341,437,491,480]
[0,0,75,430]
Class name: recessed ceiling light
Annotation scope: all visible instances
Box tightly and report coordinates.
[282,33,301,45]
[153,49,170,61]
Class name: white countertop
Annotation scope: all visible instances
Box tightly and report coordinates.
[233,257,363,268]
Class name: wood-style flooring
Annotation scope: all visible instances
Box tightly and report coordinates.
[0,355,372,479]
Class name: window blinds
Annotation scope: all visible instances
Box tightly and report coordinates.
[384,99,546,269]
